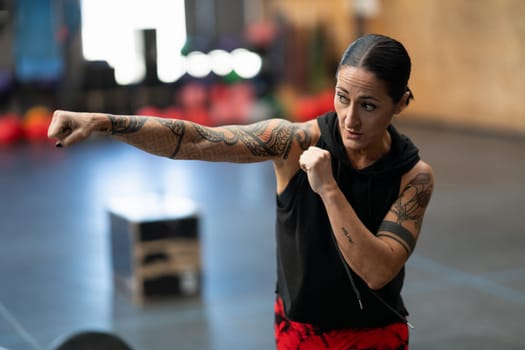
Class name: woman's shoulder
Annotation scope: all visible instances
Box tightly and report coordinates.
[272,118,321,193]
[279,117,321,152]
[295,118,321,141]
[400,159,434,192]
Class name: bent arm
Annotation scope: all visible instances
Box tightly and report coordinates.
[324,162,433,290]
[48,111,314,163]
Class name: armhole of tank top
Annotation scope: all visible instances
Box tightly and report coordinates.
[276,170,301,209]
[276,137,325,209]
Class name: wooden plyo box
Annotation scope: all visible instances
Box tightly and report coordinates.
[107,195,201,304]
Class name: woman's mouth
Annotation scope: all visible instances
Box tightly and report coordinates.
[345,129,363,140]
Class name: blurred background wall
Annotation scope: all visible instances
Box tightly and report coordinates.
[368,0,525,134]
[0,0,524,144]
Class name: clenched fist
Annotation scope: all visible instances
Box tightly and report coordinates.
[299,146,338,195]
[47,110,109,147]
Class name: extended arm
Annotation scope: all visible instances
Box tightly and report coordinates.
[47,111,314,163]
[299,146,434,290]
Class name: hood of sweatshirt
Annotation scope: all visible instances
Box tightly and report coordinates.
[318,111,420,179]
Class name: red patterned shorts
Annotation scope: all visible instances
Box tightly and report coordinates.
[274,296,409,350]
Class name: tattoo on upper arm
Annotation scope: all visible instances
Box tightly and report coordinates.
[390,172,433,231]
[377,220,416,256]
[192,120,312,159]
[108,115,147,134]
[342,227,354,244]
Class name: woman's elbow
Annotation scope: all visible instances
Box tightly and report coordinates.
[363,270,399,290]
[366,279,389,291]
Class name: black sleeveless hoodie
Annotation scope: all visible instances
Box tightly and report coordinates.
[275,111,420,329]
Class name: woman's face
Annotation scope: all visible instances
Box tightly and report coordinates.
[334,66,404,152]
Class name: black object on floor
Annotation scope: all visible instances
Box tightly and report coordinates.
[54,331,132,350]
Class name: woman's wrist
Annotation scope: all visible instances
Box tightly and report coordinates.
[318,183,342,203]
[91,113,114,134]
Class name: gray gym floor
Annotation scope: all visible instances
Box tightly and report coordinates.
[0,121,524,349]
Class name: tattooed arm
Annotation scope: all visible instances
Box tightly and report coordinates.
[47,110,315,164]
[300,149,434,290]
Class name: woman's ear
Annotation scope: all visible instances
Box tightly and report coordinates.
[395,91,411,114]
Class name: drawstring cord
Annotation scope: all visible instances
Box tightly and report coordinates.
[330,230,414,328]
[330,229,363,310]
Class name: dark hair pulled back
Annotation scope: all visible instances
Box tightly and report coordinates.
[337,34,413,104]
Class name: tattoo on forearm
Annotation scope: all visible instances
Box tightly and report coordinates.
[390,172,433,230]
[192,120,311,159]
[108,115,147,134]
[106,115,187,158]
[342,227,354,244]
[157,119,185,158]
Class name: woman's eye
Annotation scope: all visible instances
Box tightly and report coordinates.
[362,103,376,111]
[336,93,349,104]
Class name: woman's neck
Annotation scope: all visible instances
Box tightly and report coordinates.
[347,130,391,169]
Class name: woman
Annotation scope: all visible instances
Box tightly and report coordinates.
[48,34,434,349]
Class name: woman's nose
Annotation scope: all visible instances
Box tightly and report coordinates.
[345,105,360,129]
